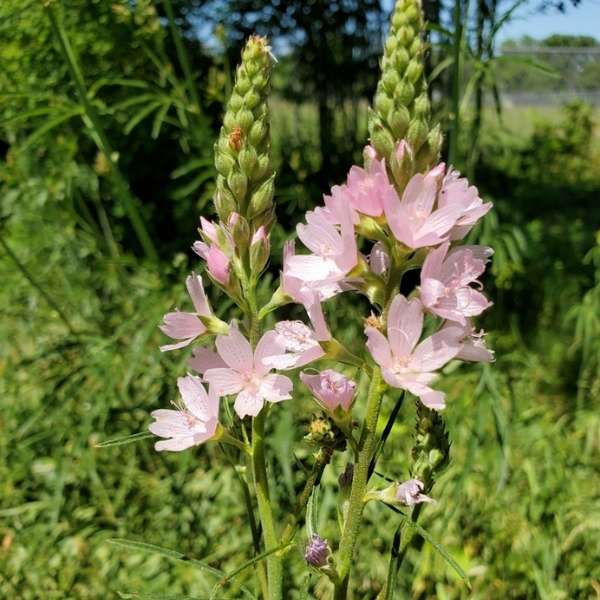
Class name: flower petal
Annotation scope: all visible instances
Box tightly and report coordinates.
[259,373,293,403]
[234,390,264,418]
[203,367,244,395]
[215,327,253,373]
[365,326,393,369]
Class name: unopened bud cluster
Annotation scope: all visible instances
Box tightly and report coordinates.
[369,0,442,178]
[214,36,275,229]
[410,404,450,492]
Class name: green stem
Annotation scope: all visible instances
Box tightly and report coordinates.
[45,4,158,262]
[252,411,283,600]
[448,0,463,166]
[0,233,77,336]
[334,368,386,599]
[279,458,328,549]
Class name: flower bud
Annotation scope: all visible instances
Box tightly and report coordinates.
[304,535,330,567]
[369,242,391,276]
[228,212,250,249]
[300,370,356,412]
[248,174,275,218]
[338,462,354,489]
[249,226,270,273]
[213,35,275,220]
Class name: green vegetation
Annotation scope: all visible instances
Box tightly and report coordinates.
[1,1,599,598]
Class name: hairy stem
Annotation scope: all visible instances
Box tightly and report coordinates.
[334,368,385,598]
[252,411,283,600]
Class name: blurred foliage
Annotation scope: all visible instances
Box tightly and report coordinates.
[1,1,600,599]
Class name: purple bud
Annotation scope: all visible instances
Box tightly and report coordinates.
[304,535,329,567]
[338,463,354,489]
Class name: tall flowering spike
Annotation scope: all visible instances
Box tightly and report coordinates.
[214,35,275,227]
[369,0,441,177]
[410,403,450,493]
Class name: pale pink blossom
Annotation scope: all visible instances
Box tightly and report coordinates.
[383,164,462,249]
[396,479,433,506]
[282,240,337,340]
[263,321,325,369]
[439,169,492,240]
[445,320,495,363]
[369,242,391,276]
[187,346,227,374]
[343,148,392,217]
[288,199,357,282]
[192,217,231,285]
[202,327,293,418]
[159,273,211,352]
[193,241,230,286]
[149,374,219,451]
[365,295,462,409]
[300,369,356,411]
[420,242,493,325]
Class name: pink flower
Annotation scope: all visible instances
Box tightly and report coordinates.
[365,295,462,410]
[369,242,391,276]
[193,241,230,286]
[438,169,492,240]
[396,479,433,506]
[263,321,325,369]
[383,164,461,249]
[288,199,357,282]
[343,148,392,217]
[420,242,493,325]
[282,241,337,340]
[192,218,231,286]
[202,327,293,418]
[159,273,212,352]
[445,320,495,363]
[187,346,227,374]
[300,369,356,411]
[149,374,219,451]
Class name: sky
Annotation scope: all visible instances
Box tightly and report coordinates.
[496,0,600,42]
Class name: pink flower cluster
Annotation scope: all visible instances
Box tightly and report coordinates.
[150,139,494,451]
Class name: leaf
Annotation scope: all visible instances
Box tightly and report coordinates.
[124,100,164,135]
[209,543,290,600]
[171,158,213,179]
[151,101,172,139]
[17,108,83,152]
[95,431,153,448]
[402,519,471,586]
[170,170,214,200]
[107,538,224,578]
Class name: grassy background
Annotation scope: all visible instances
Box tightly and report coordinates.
[1,1,600,597]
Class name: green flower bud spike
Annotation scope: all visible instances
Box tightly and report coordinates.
[410,404,450,494]
[214,36,275,225]
[369,0,441,178]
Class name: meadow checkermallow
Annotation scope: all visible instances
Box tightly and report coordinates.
[148,0,495,595]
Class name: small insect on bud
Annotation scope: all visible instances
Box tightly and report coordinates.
[228,126,244,152]
[304,535,330,567]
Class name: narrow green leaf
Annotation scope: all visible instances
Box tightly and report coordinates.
[124,100,163,134]
[95,431,153,448]
[18,108,83,151]
[402,519,471,586]
[170,170,214,200]
[107,538,224,578]
[151,101,172,139]
[209,543,290,600]
[171,157,213,179]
